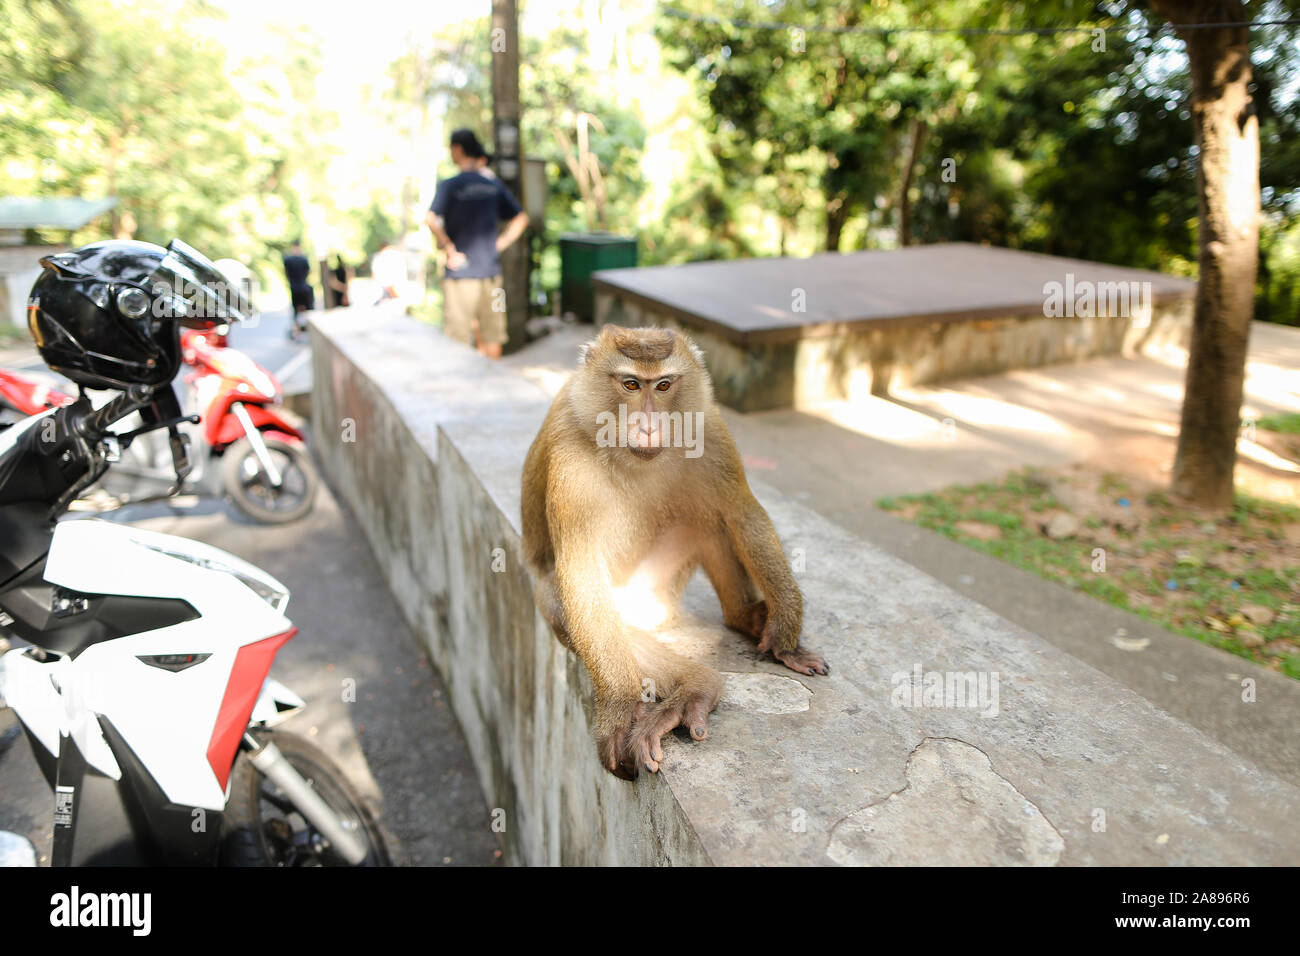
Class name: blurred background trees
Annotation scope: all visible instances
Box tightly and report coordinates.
[657,0,1299,324]
[1,0,1296,325]
[0,0,379,299]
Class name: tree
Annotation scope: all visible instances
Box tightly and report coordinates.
[1,0,371,298]
[1146,0,1262,510]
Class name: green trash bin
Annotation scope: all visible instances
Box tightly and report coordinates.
[559,233,637,323]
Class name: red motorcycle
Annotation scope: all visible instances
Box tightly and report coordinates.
[0,327,316,523]
[0,367,73,419]
[177,326,317,522]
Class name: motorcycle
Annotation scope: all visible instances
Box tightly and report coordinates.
[0,384,389,866]
[0,368,73,423]
[0,327,317,524]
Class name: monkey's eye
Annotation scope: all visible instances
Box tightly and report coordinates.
[655,379,671,392]
[622,379,640,392]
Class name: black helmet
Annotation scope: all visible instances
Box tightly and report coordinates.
[26,238,255,390]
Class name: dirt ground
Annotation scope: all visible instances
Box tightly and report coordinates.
[1075,412,1300,507]
[884,459,1300,678]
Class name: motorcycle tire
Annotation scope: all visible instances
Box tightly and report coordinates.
[221,729,391,867]
[221,433,317,524]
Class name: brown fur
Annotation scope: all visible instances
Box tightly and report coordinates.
[521,325,828,779]
[612,327,676,363]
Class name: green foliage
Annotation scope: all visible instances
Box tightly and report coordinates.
[655,0,1300,321]
[658,0,987,251]
[0,0,363,297]
[357,199,402,268]
[6,1,1298,322]
[521,26,647,239]
[1257,413,1300,435]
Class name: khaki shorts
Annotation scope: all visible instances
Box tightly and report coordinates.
[443,276,507,346]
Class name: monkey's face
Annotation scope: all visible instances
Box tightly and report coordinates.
[572,326,711,462]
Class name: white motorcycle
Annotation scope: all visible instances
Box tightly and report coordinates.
[0,240,389,867]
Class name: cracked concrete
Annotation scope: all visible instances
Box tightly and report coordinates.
[719,673,812,715]
[827,738,1065,866]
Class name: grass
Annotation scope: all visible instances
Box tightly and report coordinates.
[0,324,28,348]
[1257,412,1300,435]
[404,288,446,329]
[879,468,1300,680]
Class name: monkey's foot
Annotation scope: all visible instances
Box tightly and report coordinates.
[761,640,830,677]
[598,733,639,781]
[626,690,718,775]
[597,702,647,781]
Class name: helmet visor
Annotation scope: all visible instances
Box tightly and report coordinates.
[148,239,257,326]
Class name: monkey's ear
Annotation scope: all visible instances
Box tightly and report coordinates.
[685,338,706,367]
[577,339,596,366]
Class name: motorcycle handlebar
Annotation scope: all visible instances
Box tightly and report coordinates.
[76,384,154,439]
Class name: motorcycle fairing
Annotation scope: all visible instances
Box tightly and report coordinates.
[2,518,295,809]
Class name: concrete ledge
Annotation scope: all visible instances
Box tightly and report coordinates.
[596,292,1191,411]
[311,309,1300,865]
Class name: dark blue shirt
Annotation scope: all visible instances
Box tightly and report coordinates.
[282,253,311,290]
[430,171,523,279]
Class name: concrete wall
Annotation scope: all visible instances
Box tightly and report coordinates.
[1,256,51,328]
[310,313,708,864]
[311,310,1300,865]
[594,291,1193,411]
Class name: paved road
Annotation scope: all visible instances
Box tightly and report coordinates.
[227,306,315,396]
[0,308,502,866]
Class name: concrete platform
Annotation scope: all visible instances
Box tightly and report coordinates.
[312,309,1300,866]
[593,243,1196,410]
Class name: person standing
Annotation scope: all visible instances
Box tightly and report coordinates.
[281,240,314,340]
[325,254,352,309]
[425,129,529,359]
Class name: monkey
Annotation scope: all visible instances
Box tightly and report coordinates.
[521,325,828,780]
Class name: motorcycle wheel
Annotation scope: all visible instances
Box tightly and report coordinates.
[221,433,317,524]
[222,729,391,867]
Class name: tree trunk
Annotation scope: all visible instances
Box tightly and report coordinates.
[825,194,849,252]
[898,116,927,247]
[1150,0,1260,511]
